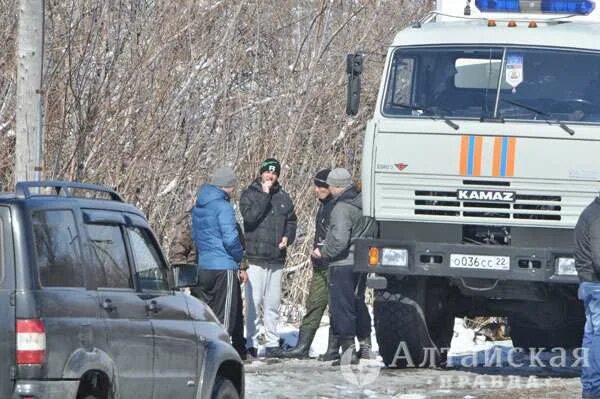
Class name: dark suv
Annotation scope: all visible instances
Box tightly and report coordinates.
[0,181,244,399]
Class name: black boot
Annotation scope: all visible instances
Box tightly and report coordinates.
[331,338,359,366]
[317,329,340,361]
[358,336,372,360]
[280,328,316,359]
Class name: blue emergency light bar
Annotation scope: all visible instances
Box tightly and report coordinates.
[475,0,520,12]
[541,0,595,13]
[475,0,595,14]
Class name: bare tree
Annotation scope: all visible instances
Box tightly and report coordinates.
[0,0,434,312]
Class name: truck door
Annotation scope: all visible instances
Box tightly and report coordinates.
[124,217,199,399]
[83,210,154,398]
[0,206,15,398]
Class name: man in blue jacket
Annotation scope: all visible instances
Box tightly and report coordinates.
[191,166,246,358]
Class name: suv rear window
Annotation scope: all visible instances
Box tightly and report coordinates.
[32,210,84,287]
[0,218,4,283]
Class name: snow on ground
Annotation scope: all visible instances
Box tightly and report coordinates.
[245,318,582,398]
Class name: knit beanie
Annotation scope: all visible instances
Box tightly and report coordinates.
[326,168,352,187]
[259,158,281,175]
[313,168,331,188]
[210,166,237,187]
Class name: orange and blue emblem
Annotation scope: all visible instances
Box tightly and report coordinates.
[459,135,516,177]
[492,137,516,177]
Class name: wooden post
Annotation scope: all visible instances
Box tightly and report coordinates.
[15,0,44,184]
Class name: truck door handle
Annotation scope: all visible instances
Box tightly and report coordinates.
[101,298,116,313]
[146,300,161,313]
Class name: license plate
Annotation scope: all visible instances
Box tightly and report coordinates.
[450,254,510,270]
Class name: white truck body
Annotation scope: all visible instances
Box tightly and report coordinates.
[359,0,600,367]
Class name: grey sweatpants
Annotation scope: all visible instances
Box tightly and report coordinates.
[245,263,283,348]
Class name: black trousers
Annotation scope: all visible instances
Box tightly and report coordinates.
[328,265,372,340]
[191,269,246,356]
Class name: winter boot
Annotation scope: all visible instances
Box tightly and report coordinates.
[317,329,340,362]
[264,346,283,358]
[280,328,316,359]
[331,338,359,366]
[358,336,372,360]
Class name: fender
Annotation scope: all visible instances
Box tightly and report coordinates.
[61,348,119,397]
[197,338,244,399]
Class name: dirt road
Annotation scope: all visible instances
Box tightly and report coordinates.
[245,358,581,398]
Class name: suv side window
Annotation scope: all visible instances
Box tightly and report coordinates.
[32,210,84,287]
[127,226,169,291]
[87,224,133,289]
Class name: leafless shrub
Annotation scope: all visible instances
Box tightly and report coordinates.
[0,0,433,317]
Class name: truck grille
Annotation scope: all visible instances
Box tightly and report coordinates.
[414,190,561,221]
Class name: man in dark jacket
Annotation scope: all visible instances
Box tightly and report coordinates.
[281,169,340,360]
[240,158,297,357]
[575,196,600,398]
[190,166,247,358]
[313,167,376,365]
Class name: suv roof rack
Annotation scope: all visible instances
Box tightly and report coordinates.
[15,181,124,202]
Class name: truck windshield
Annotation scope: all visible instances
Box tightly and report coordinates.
[383,46,600,124]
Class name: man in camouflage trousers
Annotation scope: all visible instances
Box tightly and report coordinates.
[281,169,340,360]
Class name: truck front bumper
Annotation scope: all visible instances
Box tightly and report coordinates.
[354,238,579,285]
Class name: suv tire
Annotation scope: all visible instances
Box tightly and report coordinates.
[374,276,454,368]
[211,377,239,399]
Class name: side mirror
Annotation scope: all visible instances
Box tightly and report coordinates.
[346,52,363,116]
[172,263,198,289]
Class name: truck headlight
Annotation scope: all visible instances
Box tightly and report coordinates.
[555,257,577,276]
[381,248,408,267]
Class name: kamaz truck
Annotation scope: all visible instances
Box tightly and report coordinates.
[350,0,600,367]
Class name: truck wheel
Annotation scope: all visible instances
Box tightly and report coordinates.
[508,299,584,350]
[509,319,583,350]
[374,276,454,368]
[211,377,239,399]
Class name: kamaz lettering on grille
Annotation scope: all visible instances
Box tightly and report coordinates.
[457,190,516,203]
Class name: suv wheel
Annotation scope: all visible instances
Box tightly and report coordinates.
[374,276,454,368]
[76,371,111,399]
[211,377,239,399]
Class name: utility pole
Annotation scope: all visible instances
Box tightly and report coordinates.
[15,0,44,183]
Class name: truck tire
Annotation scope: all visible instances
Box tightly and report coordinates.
[508,298,584,350]
[509,319,583,350]
[374,276,454,368]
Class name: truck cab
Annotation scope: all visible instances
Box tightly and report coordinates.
[354,0,600,367]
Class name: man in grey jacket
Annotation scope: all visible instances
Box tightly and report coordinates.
[575,196,600,399]
[313,168,376,365]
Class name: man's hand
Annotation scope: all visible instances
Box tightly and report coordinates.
[261,179,273,193]
[312,247,322,258]
[278,236,288,249]
[239,270,248,284]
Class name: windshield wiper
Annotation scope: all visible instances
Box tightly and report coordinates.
[500,98,575,136]
[396,103,459,130]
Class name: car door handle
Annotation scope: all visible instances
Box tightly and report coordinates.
[101,298,116,313]
[146,300,161,314]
